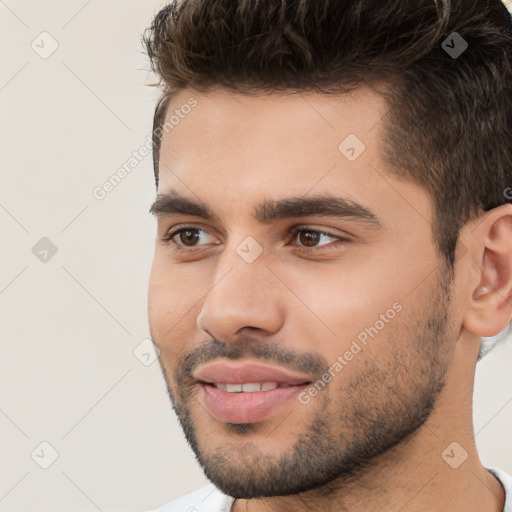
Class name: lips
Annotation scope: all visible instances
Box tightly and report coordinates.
[194,360,312,424]
[194,360,312,385]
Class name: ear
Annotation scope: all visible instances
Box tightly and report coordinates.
[462,204,512,337]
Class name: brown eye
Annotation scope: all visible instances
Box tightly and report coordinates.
[177,228,201,246]
[290,227,350,252]
[162,226,215,251]
[298,230,322,247]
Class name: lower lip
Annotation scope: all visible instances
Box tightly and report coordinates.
[200,383,308,424]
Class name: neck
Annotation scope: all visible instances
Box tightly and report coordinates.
[232,336,505,512]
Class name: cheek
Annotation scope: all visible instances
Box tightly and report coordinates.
[283,251,426,357]
[148,258,169,325]
[148,251,199,306]
[148,257,196,353]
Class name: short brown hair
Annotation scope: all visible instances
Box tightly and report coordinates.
[143,0,512,269]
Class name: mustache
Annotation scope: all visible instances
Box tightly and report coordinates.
[176,337,330,385]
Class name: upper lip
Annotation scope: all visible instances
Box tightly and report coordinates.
[193,360,312,385]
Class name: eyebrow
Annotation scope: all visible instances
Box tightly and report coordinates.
[149,190,382,228]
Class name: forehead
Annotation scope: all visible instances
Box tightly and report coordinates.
[163,86,387,143]
[167,85,387,117]
[158,86,388,193]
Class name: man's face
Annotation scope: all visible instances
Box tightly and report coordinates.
[148,87,460,498]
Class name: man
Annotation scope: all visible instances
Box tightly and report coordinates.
[143,0,512,510]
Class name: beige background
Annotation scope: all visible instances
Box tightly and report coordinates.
[0,1,511,510]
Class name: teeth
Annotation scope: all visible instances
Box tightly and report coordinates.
[241,383,261,392]
[214,382,280,392]
[225,383,243,392]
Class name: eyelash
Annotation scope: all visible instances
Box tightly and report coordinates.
[160,225,349,253]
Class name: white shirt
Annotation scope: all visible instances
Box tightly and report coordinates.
[148,466,512,512]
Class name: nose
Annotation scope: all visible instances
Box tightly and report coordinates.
[196,245,285,342]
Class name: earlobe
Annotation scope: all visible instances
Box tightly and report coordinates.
[462,205,512,338]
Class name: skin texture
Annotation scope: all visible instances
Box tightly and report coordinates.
[148,86,512,512]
